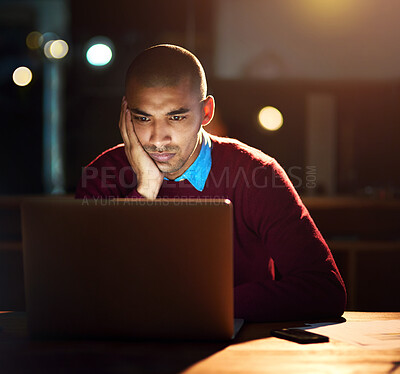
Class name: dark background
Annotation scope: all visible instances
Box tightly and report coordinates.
[0,0,399,312]
[1,0,399,196]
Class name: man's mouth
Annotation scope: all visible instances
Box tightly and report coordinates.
[149,152,175,163]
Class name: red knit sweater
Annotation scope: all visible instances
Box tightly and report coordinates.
[76,135,346,322]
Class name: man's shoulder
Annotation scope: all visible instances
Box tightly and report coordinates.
[209,134,274,166]
[85,143,128,168]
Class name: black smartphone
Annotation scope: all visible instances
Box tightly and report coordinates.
[271,328,329,344]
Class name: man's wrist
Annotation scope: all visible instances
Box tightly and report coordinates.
[136,177,163,199]
[136,185,157,199]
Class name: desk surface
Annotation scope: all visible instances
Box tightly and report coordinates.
[0,311,399,374]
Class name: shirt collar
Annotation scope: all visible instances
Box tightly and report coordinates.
[164,129,212,191]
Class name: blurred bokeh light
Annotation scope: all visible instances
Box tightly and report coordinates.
[288,0,357,30]
[49,40,69,59]
[43,40,55,59]
[26,31,42,50]
[39,32,59,48]
[86,40,113,66]
[258,106,283,131]
[44,39,69,59]
[12,66,33,87]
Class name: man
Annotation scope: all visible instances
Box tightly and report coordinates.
[76,44,346,322]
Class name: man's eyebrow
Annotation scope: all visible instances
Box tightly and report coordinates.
[167,107,190,116]
[130,108,152,117]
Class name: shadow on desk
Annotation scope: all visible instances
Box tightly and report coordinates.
[3,312,396,374]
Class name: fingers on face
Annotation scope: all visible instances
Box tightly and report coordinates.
[126,111,141,146]
[119,98,130,143]
[120,98,141,148]
[119,97,126,123]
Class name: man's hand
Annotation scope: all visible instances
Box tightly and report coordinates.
[119,97,164,199]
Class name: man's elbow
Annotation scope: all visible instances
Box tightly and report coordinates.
[317,278,347,319]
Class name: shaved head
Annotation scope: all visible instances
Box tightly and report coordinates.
[125,44,207,100]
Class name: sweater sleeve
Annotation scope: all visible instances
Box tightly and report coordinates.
[75,167,143,199]
[234,159,346,322]
[75,146,140,199]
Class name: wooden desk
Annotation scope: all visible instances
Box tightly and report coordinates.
[0,311,399,373]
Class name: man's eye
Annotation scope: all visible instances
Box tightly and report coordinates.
[134,116,150,122]
[170,115,186,121]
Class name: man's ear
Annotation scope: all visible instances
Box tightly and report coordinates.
[201,95,215,127]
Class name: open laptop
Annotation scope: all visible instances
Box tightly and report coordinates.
[21,197,243,340]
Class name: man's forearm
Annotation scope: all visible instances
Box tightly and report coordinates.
[234,274,346,322]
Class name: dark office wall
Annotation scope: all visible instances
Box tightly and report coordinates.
[0,10,43,194]
[212,79,400,195]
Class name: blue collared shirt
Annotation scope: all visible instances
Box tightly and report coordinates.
[164,129,212,191]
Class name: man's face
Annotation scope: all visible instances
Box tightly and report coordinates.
[126,78,209,180]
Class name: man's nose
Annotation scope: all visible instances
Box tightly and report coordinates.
[149,120,171,148]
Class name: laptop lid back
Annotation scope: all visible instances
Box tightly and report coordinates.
[21,198,233,340]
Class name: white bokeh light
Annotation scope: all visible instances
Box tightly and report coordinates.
[43,40,54,59]
[258,106,283,131]
[86,43,113,66]
[13,66,33,87]
[50,40,69,59]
